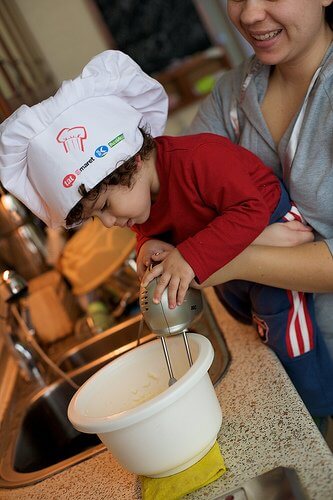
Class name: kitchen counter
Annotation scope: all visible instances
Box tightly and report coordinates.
[1,288,333,499]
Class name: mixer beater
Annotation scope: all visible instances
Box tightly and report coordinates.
[139,278,203,386]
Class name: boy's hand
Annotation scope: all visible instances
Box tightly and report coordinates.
[253,221,314,247]
[136,239,175,280]
[141,248,195,309]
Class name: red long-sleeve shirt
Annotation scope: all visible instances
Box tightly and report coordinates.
[133,133,281,283]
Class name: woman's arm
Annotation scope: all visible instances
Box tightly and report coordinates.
[195,241,333,292]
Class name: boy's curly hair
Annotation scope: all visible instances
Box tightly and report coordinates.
[65,126,155,227]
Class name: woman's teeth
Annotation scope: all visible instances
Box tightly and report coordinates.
[252,30,281,41]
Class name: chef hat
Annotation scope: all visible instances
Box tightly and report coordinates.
[0,50,168,228]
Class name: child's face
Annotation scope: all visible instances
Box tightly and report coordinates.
[81,168,152,229]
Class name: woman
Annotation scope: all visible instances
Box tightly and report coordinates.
[138,1,333,424]
[188,0,333,360]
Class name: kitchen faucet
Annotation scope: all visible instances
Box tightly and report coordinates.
[0,270,78,389]
[0,270,46,385]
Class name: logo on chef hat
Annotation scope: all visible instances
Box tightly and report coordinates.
[63,173,76,188]
[56,126,87,153]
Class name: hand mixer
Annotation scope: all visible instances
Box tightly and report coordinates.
[140,277,203,385]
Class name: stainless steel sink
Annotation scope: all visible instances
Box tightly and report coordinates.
[56,299,230,387]
[0,299,230,488]
[0,360,108,488]
[56,314,155,372]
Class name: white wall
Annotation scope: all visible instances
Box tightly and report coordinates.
[15,0,109,84]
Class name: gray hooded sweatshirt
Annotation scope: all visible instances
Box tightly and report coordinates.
[189,44,333,355]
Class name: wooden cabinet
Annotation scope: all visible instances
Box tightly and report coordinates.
[153,46,231,113]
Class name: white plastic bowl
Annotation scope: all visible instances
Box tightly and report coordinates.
[68,333,222,477]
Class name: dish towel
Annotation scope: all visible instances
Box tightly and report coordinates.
[141,442,226,500]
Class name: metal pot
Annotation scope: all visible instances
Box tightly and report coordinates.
[0,193,28,236]
[0,223,48,280]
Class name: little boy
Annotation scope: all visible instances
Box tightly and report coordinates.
[0,50,332,418]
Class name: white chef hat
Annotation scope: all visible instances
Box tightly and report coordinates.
[0,50,168,228]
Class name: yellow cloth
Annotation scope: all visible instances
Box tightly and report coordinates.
[141,442,226,500]
[60,219,136,295]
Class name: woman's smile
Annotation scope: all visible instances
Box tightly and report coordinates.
[227,0,333,67]
[248,28,283,49]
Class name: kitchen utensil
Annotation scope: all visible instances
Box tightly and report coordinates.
[0,189,48,280]
[212,466,307,500]
[140,278,203,386]
[160,335,177,386]
[27,286,73,343]
[140,279,203,336]
[60,218,136,295]
[0,223,48,280]
[0,192,28,235]
[68,332,222,477]
[0,270,28,302]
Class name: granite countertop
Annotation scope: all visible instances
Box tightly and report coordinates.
[1,288,333,499]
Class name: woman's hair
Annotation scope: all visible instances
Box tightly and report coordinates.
[325,4,333,29]
[65,126,155,227]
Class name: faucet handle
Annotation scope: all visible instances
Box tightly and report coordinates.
[0,270,28,302]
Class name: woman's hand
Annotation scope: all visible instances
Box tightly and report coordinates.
[252,220,314,247]
[136,239,175,280]
[141,248,195,308]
